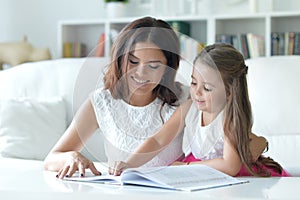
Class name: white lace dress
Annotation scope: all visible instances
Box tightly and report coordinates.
[182,103,224,160]
[91,87,189,167]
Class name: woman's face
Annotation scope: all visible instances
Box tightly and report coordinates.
[190,62,227,115]
[126,42,167,99]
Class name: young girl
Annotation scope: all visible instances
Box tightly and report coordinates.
[111,43,287,177]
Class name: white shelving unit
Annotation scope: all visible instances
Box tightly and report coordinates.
[58,11,300,58]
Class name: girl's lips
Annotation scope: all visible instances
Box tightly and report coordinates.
[195,99,205,105]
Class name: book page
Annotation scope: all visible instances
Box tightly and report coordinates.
[64,165,248,191]
[121,164,248,191]
[64,172,122,185]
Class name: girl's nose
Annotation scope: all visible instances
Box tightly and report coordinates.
[195,87,203,97]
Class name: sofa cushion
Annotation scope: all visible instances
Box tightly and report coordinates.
[0,57,110,125]
[246,55,300,176]
[0,98,66,160]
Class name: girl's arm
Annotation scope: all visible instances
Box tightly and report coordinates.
[111,100,192,175]
[173,134,267,176]
[174,136,242,177]
[43,99,101,178]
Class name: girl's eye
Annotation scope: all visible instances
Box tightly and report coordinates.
[129,59,138,65]
[204,85,213,92]
[190,81,197,86]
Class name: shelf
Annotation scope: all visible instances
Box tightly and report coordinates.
[58,12,300,58]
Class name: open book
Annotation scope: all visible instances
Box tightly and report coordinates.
[65,164,248,191]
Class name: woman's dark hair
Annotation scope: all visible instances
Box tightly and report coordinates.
[103,17,182,120]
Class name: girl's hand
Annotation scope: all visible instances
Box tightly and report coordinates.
[171,161,187,166]
[56,151,101,179]
[109,161,130,176]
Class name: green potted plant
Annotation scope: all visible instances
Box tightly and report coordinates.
[104,0,129,18]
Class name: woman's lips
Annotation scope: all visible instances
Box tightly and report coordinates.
[131,76,150,85]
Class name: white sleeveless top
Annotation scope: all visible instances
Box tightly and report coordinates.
[182,103,224,160]
[91,87,189,167]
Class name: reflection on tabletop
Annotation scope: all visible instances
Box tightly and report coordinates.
[43,168,300,199]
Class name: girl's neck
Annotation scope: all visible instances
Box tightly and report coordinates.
[201,111,221,126]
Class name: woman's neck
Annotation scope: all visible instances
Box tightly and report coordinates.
[126,93,156,107]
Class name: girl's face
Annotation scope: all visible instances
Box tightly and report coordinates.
[126,42,167,98]
[190,62,227,115]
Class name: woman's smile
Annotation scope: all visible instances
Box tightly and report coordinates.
[131,75,150,85]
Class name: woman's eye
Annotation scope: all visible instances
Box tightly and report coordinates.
[190,82,197,86]
[148,65,160,69]
[129,59,138,65]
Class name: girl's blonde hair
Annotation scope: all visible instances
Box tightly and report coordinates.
[194,43,282,176]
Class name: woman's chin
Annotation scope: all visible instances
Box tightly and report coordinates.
[129,84,156,96]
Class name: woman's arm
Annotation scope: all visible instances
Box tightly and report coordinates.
[43,99,100,178]
[111,100,192,175]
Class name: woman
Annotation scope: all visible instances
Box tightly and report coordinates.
[44,16,189,178]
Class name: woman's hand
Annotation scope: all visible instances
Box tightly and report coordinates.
[56,151,101,179]
[108,161,131,176]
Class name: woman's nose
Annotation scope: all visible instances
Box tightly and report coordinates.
[135,64,147,76]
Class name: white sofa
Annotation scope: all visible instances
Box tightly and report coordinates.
[0,57,110,162]
[0,56,299,177]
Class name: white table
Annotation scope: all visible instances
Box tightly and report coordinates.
[0,158,299,200]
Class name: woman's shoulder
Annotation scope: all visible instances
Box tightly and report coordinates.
[184,100,200,121]
[174,99,193,120]
[91,88,111,105]
[93,87,111,97]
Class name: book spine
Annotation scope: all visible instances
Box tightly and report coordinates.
[247,33,254,58]
[95,33,105,57]
[168,21,191,36]
[288,32,295,55]
[294,32,300,55]
[241,34,249,59]
[63,42,71,58]
[277,32,285,55]
[215,34,232,45]
[63,42,86,58]
[271,32,279,56]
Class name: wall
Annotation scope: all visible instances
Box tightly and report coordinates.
[0,0,299,59]
[0,0,106,58]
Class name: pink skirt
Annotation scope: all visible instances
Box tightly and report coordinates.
[182,153,290,177]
